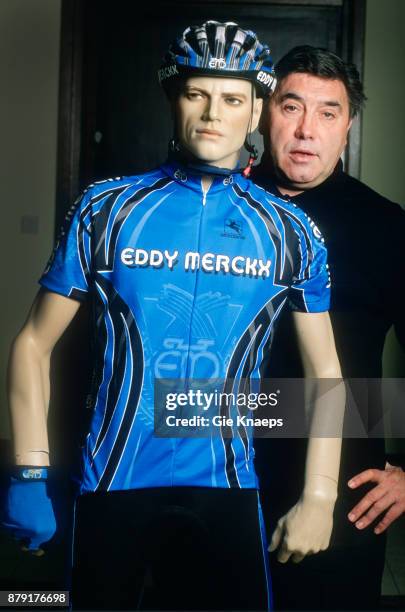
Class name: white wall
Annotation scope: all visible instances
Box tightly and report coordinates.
[0,0,61,438]
[362,0,405,454]
[361,0,405,204]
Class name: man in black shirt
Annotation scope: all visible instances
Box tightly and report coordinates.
[252,46,405,611]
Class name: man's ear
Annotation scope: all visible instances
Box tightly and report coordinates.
[343,117,353,147]
[248,97,263,134]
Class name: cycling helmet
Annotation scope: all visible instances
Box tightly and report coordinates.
[158,20,276,97]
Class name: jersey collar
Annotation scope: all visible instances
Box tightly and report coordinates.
[160,160,248,194]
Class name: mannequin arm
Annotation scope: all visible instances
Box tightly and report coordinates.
[8,290,81,466]
[270,311,345,563]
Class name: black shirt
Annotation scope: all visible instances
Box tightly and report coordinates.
[251,159,405,543]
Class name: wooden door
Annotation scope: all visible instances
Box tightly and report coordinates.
[50,0,364,463]
[79,0,349,184]
[57,0,365,222]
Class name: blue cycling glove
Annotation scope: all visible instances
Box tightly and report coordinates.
[1,467,57,551]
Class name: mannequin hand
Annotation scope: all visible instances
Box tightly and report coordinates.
[269,489,336,564]
[1,468,56,555]
[348,462,405,534]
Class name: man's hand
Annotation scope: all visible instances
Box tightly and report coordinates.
[269,490,335,564]
[347,462,405,534]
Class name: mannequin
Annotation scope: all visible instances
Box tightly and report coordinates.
[9,298,343,563]
[4,21,344,610]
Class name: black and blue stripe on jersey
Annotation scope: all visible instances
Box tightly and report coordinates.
[39,162,330,493]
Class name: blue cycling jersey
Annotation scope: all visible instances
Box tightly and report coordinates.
[40,162,330,493]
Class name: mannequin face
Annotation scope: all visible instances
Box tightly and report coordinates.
[174,76,262,169]
[263,73,352,194]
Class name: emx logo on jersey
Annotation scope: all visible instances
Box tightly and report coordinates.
[221,218,245,240]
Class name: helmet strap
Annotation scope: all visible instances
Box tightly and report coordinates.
[242,142,258,178]
[168,138,181,154]
[168,138,237,177]
[242,85,259,178]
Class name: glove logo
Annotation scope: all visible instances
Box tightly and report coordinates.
[22,468,44,480]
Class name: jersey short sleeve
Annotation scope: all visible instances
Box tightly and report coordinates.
[39,189,93,302]
[287,206,331,313]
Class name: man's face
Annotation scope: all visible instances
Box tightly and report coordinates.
[265,73,352,193]
[175,76,262,169]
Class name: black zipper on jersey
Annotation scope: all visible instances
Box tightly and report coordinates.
[183,178,210,384]
[171,178,212,485]
[170,179,210,482]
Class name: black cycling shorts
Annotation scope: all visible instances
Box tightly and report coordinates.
[71,486,272,611]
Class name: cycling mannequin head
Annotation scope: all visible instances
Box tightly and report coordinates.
[159,21,276,173]
[173,75,262,171]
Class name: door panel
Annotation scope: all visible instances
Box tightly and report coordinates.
[80,0,343,183]
[51,0,364,463]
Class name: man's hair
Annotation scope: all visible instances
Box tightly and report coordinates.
[275,45,367,118]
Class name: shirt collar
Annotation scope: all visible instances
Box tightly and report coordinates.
[251,156,344,200]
